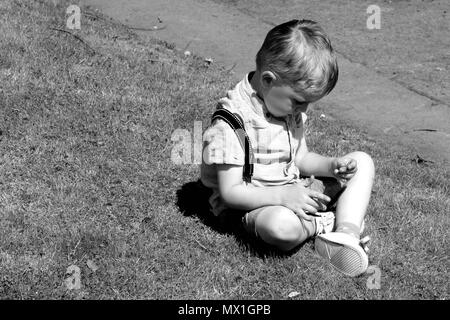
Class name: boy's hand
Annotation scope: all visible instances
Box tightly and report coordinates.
[280,182,331,221]
[331,157,357,180]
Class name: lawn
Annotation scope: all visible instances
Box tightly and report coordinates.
[0,0,448,299]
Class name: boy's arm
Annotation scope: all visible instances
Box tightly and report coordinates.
[217,164,283,211]
[295,134,359,180]
[217,164,331,219]
[294,135,335,177]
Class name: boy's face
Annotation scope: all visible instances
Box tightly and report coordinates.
[259,71,322,118]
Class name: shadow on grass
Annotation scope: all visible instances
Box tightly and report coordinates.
[176,180,307,259]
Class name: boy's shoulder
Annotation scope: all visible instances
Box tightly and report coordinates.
[218,73,256,112]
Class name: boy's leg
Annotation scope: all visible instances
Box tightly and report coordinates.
[333,151,375,238]
[239,178,343,252]
[242,206,316,252]
[314,151,375,277]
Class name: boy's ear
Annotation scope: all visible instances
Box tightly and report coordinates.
[260,71,277,88]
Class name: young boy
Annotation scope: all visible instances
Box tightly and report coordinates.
[200,20,375,277]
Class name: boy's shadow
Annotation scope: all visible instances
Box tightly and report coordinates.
[176,180,308,258]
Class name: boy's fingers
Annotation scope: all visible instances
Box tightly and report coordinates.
[347,159,357,170]
[310,199,327,211]
[309,191,331,203]
[339,171,356,178]
[343,166,356,173]
[307,196,328,211]
[339,173,355,179]
[306,197,320,210]
[295,208,313,221]
[304,204,318,215]
[337,157,349,167]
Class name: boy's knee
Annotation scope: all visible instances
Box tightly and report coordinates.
[263,207,306,251]
[348,151,375,177]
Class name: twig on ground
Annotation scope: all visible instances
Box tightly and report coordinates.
[251,288,261,297]
[128,25,167,31]
[49,27,96,54]
[195,239,209,251]
[83,11,120,26]
[404,128,438,134]
[83,11,167,32]
[194,239,220,255]
[226,62,237,73]
[412,129,438,132]
[69,238,82,260]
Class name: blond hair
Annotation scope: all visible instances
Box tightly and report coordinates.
[256,19,338,97]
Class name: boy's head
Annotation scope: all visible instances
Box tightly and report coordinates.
[253,19,338,117]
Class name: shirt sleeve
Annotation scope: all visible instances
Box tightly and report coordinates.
[202,119,245,166]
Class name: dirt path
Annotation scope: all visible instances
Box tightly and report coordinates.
[82,0,450,165]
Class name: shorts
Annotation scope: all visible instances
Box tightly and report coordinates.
[218,177,345,239]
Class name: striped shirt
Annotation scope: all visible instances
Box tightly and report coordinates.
[201,71,307,216]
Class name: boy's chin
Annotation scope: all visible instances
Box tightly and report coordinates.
[275,110,293,117]
[268,108,292,118]
[266,106,292,118]
[274,113,292,118]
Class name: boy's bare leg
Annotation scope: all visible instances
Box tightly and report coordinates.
[313,152,374,276]
[244,206,316,251]
[334,151,375,238]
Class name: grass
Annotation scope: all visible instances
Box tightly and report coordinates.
[0,0,448,299]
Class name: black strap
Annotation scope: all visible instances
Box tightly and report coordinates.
[211,107,254,183]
